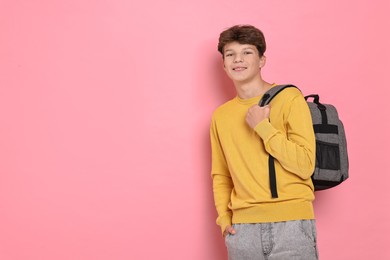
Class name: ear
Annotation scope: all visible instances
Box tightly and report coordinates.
[259,56,266,68]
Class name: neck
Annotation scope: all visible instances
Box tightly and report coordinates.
[234,78,272,99]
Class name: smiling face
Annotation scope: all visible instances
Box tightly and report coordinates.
[223,41,266,85]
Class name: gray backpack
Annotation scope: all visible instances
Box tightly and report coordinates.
[259,85,349,198]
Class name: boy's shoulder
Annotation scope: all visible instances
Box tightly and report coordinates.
[212,97,238,117]
[269,85,304,104]
[273,85,302,97]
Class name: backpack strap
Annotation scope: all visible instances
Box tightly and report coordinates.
[258,84,299,198]
[259,84,298,106]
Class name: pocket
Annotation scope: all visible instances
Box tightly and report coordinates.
[224,224,235,243]
[298,220,317,244]
[316,140,340,170]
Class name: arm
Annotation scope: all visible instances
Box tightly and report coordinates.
[210,117,234,235]
[250,95,316,179]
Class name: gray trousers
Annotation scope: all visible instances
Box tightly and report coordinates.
[225,220,318,260]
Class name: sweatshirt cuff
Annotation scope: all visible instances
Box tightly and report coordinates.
[217,214,232,235]
[254,119,278,142]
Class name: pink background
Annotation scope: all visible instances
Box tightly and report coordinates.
[1,0,389,259]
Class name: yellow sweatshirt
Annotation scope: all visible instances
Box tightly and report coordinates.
[210,86,316,234]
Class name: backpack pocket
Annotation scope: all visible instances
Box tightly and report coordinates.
[312,138,344,191]
[315,140,340,170]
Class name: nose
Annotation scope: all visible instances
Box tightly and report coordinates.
[233,54,243,63]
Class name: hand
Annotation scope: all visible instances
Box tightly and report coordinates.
[223,225,236,237]
[246,105,270,129]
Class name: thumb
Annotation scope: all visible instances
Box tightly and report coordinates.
[228,226,236,234]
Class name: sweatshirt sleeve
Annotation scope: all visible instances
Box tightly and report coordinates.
[254,94,316,180]
[210,116,233,235]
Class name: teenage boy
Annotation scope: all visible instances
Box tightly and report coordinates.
[210,25,319,259]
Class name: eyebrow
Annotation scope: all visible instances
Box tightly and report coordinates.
[224,47,256,52]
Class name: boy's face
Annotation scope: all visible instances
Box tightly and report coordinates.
[222,41,265,84]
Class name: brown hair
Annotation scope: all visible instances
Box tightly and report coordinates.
[218,25,266,57]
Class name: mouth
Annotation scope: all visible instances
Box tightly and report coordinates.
[232,67,247,71]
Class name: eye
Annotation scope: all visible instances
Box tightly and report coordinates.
[225,53,233,57]
[244,51,253,55]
